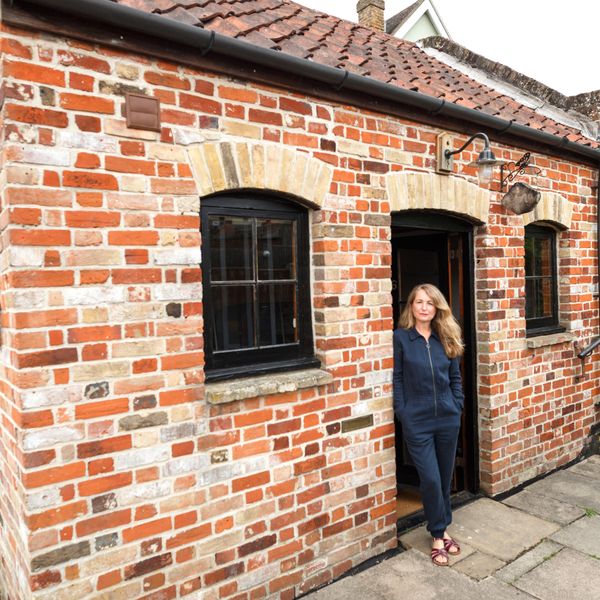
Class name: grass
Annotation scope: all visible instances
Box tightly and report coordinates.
[542,553,554,562]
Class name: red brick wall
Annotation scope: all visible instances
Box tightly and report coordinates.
[475,156,599,493]
[0,21,33,599]
[0,21,597,599]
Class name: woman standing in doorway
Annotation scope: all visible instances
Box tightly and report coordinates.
[393,283,464,567]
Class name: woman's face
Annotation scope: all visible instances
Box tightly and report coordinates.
[411,289,436,326]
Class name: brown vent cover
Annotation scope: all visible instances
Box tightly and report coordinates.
[125,93,161,132]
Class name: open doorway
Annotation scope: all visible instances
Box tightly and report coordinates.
[391,211,478,520]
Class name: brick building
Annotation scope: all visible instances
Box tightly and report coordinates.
[0,0,598,598]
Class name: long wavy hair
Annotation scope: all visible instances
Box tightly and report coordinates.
[399,283,464,358]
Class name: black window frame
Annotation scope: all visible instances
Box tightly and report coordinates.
[524,223,564,336]
[201,193,319,382]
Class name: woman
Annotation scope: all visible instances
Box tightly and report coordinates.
[393,283,464,566]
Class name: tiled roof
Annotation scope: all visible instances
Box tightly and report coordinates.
[386,0,422,35]
[422,36,600,122]
[114,0,597,148]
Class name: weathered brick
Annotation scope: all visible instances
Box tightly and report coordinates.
[6,104,68,127]
[28,501,88,531]
[76,509,131,537]
[77,435,132,459]
[24,462,86,489]
[9,270,74,288]
[17,347,78,369]
[238,534,277,558]
[78,472,133,497]
[63,170,118,190]
[124,553,173,580]
[119,412,168,431]
[60,93,114,114]
[89,493,117,515]
[204,562,244,586]
[84,381,110,399]
[65,211,121,228]
[31,541,90,572]
[75,398,129,420]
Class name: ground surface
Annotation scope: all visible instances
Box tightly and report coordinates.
[308,455,600,600]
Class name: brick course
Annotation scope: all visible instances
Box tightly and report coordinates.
[0,19,597,600]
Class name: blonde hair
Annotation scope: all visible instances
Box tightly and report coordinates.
[399,283,464,358]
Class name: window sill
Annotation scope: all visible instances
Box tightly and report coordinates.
[205,368,333,405]
[526,331,574,349]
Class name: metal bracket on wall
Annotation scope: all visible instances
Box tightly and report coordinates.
[575,336,600,382]
[500,152,541,191]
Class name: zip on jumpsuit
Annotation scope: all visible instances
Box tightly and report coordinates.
[393,326,464,539]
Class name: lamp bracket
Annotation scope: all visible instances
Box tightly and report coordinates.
[445,132,491,159]
[500,152,541,191]
[436,133,454,173]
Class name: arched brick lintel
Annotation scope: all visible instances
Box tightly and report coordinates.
[522,191,573,230]
[187,142,333,209]
[387,172,490,225]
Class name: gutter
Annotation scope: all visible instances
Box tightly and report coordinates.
[20,0,600,165]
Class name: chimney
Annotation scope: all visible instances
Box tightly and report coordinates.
[357,0,385,32]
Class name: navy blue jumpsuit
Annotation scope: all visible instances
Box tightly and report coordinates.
[393,327,464,539]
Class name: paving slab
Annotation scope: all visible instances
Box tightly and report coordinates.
[502,488,586,525]
[449,498,559,562]
[567,455,600,481]
[307,565,385,600]
[309,459,600,600]
[308,549,531,600]
[549,514,600,557]
[526,470,600,512]
[398,525,476,564]
[513,547,600,600]
[494,539,563,584]
[452,551,505,580]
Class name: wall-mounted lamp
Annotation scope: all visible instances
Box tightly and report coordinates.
[437,132,504,186]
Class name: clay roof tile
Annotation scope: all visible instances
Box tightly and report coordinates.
[110,0,596,148]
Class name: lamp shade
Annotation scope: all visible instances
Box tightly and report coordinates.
[469,147,504,186]
[477,163,495,185]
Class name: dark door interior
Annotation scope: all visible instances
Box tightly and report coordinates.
[392,212,478,496]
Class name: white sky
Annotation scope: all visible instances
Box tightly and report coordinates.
[295,0,599,96]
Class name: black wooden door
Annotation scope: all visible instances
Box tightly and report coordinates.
[392,214,477,494]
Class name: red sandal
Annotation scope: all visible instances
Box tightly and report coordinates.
[443,536,461,555]
[431,545,449,566]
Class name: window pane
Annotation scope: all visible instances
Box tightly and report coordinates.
[534,237,551,277]
[257,219,296,280]
[524,236,534,274]
[258,283,297,346]
[525,278,536,319]
[539,277,553,317]
[525,234,552,279]
[210,216,253,281]
[526,277,553,319]
[211,285,255,351]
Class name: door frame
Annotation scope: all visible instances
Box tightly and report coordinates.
[391,210,480,494]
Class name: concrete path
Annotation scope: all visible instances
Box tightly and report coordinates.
[308,455,600,600]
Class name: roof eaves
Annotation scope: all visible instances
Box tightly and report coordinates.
[14,0,600,161]
[420,36,600,141]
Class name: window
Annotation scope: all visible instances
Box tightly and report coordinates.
[524,224,562,335]
[201,194,318,381]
